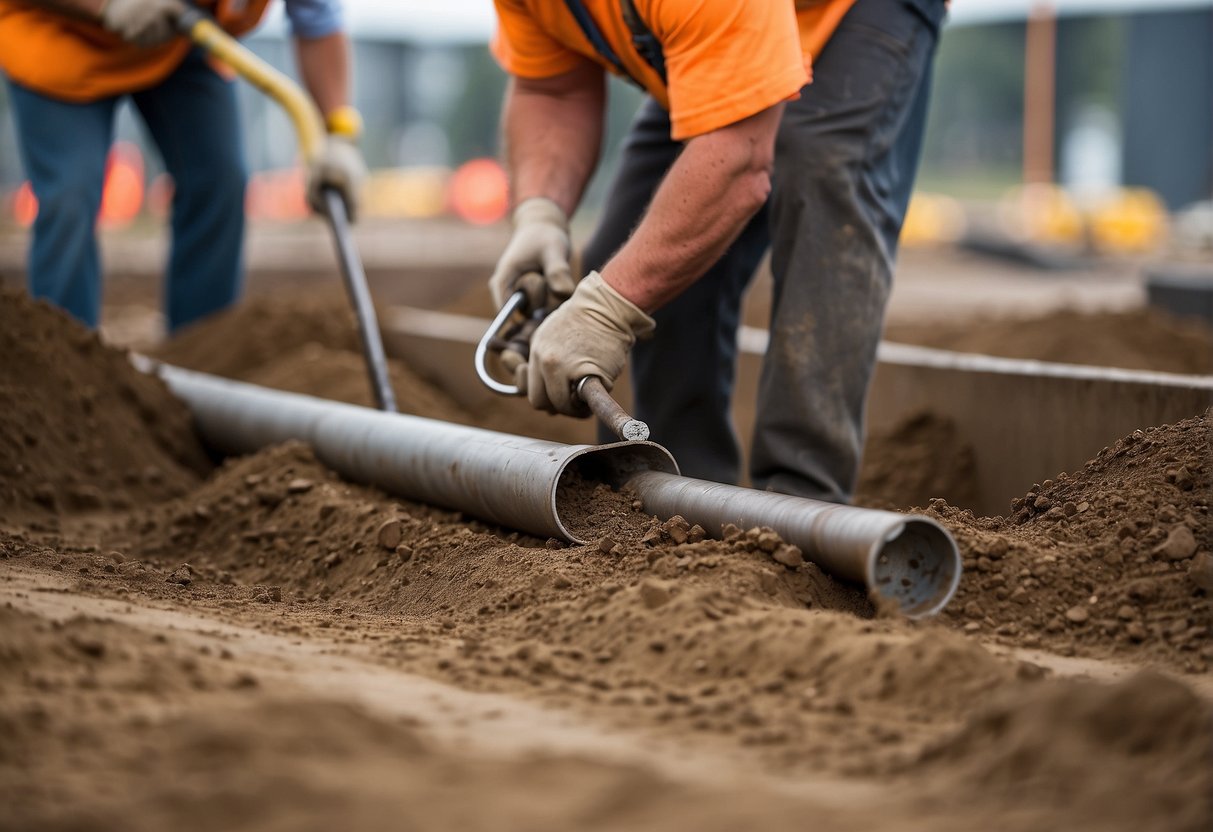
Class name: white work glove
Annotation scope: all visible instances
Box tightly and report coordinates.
[307,136,367,222]
[489,197,576,311]
[100,0,184,47]
[519,271,654,416]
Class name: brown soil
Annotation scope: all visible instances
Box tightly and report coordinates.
[935,413,1212,672]
[0,289,210,520]
[857,412,980,510]
[885,307,1213,375]
[2,286,1211,830]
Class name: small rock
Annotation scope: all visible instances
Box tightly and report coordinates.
[1033,495,1051,511]
[1188,552,1213,592]
[376,518,403,550]
[597,536,618,555]
[639,580,672,609]
[165,564,193,585]
[1116,604,1137,621]
[1125,622,1148,642]
[552,575,572,590]
[664,514,693,548]
[1064,605,1090,624]
[755,528,781,553]
[721,523,743,541]
[772,544,803,569]
[1153,525,1197,562]
[395,544,413,562]
[687,524,706,544]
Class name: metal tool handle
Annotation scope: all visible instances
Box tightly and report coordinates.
[475,290,650,441]
[474,291,528,395]
[177,8,325,165]
[577,377,649,441]
[323,189,397,412]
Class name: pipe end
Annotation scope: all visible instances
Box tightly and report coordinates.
[869,517,962,618]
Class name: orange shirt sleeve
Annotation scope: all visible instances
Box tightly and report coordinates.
[646,0,809,140]
[491,0,583,79]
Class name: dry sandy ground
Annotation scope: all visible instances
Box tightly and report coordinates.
[2,288,1211,831]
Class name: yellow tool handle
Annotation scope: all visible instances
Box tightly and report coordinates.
[177,8,325,164]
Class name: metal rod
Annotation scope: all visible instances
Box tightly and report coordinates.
[323,189,397,413]
[149,365,960,617]
[577,377,649,441]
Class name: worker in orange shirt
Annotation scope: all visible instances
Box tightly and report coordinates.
[488,0,946,504]
[0,0,365,331]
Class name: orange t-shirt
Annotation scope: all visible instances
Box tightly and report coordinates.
[0,0,271,103]
[492,0,856,140]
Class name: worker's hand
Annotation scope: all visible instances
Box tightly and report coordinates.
[489,198,576,311]
[518,271,654,416]
[307,136,367,222]
[100,0,184,47]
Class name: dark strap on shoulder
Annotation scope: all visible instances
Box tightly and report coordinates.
[562,0,631,80]
[561,0,667,87]
[620,0,667,84]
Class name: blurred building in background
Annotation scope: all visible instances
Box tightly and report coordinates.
[0,0,1209,229]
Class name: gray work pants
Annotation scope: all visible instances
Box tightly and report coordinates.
[583,0,945,503]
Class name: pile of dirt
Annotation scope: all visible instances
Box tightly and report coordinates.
[84,441,1044,775]
[0,289,210,520]
[0,605,846,832]
[155,292,360,378]
[885,307,1213,375]
[913,670,1212,832]
[934,412,1212,671]
[857,412,979,509]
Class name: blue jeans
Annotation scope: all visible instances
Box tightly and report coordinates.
[7,48,246,331]
[584,0,945,502]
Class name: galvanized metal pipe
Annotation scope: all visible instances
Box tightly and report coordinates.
[624,472,959,617]
[151,365,960,616]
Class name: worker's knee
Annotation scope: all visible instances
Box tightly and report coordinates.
[33,182,103,230]
[173,151,246,210]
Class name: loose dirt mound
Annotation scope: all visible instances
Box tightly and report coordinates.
[0,605,851,832]
[87,441,1044,776]
[915,671,1213,832]
[0,289,209,519]
[935,412,1212,671]
[885,307,1213,375]
[155,292,360,378]
[857,412,979,509]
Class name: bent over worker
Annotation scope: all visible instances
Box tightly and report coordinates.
[489,0,946,504]
[0,0,365,331]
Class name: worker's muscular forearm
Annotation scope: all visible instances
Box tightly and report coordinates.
[505,61,605,216]
[294,32,351,115]
[601,104,784,313]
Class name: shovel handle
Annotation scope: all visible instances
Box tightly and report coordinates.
[177,7,325,165]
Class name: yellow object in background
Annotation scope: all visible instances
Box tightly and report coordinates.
[361,167,450,220]
[900,192,967,247]
[1088,188,1169,254]
[999,183,1085,246]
